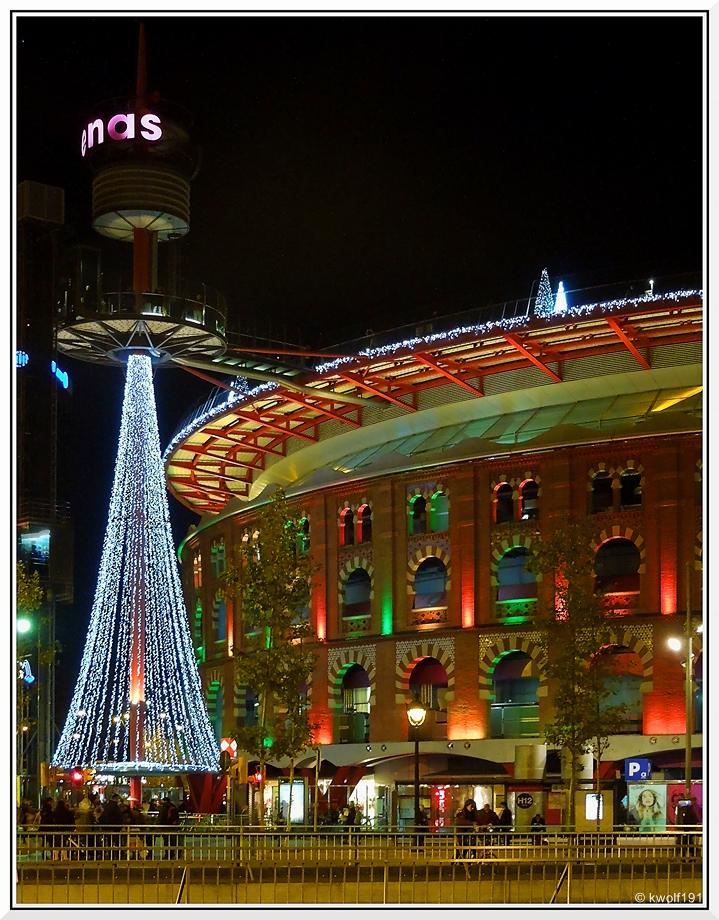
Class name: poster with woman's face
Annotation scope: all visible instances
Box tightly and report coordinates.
[627,785,667,830]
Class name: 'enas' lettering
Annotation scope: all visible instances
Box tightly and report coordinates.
[81,112,162,156]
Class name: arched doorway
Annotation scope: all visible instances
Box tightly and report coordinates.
[594,646,644,733]
[338,663,370,744]
[490,651,540,738]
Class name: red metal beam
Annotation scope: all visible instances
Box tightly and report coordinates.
[337,372,416,410]
[202,428,286,457]
[605,317,651,369]
[169,456,261,476]
[413,352,484,396]
[502,333,562,382]
[278,390,362,426]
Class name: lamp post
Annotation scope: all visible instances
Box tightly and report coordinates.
[406,700,427,833]
[667,563,702,803]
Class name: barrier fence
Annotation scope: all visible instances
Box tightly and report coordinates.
[16,827,703,905]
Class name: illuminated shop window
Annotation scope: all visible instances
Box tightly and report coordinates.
[520,480,539,520]
[494,484,514,524]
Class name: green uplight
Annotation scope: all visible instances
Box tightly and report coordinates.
[262,736,273,748]
[381,593,393,636]
[17,618,32,634]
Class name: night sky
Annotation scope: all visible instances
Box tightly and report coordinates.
[14,13,705,723]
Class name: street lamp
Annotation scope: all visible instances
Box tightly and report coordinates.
[666,563,702,803]
[406,699,427,832]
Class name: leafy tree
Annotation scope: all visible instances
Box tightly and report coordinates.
[222,488,318,824]
[527,523,627,829]
[16,562,43,619]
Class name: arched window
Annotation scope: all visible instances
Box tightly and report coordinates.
[194,601,204,662]
[591,471,613,513]
[409,657,448,711]
[208,681,224,744]
[357,505,372,544]
[497,547,537,601]
[214,596,227,642]
[620,470,642,509]
[494,483,514,524]
[211,540,226,578]
[297,518,310,554]
[490,651,540,738]
[595,538,641,593]
[193,552,203,588]
[410,495,427,535]
[430,491,449,532]
[344,568,371,617]
[413,557,448,609]
[520,480,539,520]
[340,508,355,546]
[593,646,644,733]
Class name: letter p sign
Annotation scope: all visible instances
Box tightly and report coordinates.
[625,758,651,780]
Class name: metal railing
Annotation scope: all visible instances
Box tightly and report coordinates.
[15,826,703,905]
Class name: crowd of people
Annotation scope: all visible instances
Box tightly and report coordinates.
[17,794,184,861]
[453,798,549,858]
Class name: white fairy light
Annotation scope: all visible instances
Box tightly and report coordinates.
[52,353,219,773]
[161,287,702,459]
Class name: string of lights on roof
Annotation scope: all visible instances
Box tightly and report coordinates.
[162,286,702,459]
[53,354,219,772]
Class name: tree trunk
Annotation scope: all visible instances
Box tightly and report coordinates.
[286,760,295,832]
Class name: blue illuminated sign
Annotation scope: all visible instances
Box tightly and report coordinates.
[625,758,651,780]
[51,360,69,389]
[16,351,29,367]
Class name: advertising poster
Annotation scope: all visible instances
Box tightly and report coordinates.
[667,784,703,826]
[627,784,667,831]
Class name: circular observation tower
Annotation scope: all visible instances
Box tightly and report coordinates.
[56,78,226,368]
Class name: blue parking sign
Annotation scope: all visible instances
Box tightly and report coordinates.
[625,758,651,780]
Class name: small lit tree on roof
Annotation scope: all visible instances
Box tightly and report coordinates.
[534,268,555,317]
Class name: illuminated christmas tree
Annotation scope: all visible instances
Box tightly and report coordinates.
[534,268,555,317]
[52,354,219,773]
